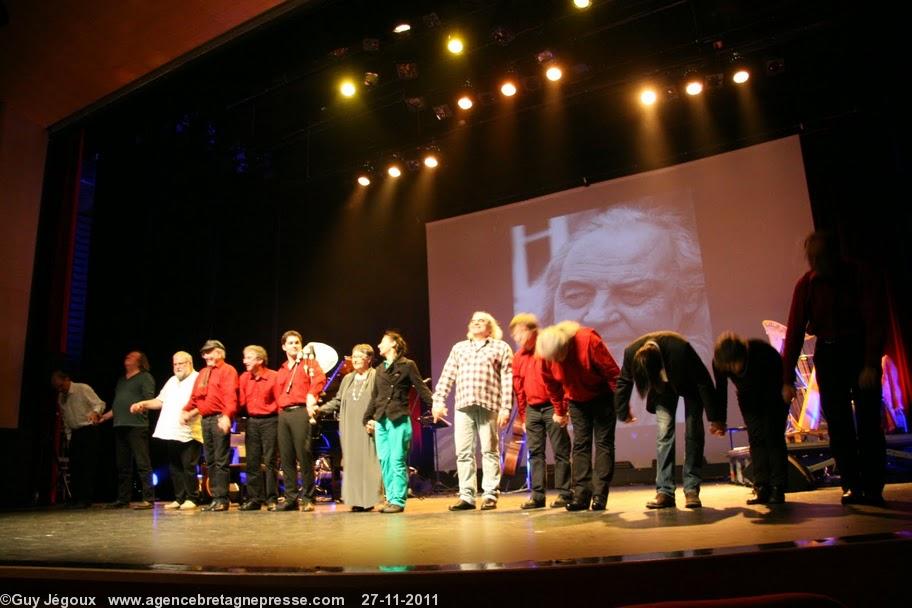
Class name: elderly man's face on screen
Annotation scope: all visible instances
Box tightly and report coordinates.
[552,222,678,350]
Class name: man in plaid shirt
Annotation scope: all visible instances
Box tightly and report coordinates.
[432,311,514,511]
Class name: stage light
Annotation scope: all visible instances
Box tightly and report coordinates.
[363,72,379,88]
[574,0,592,9]
[393,23,411,34]
[491,26,515,46]
[396,62,419,80]
[404,96,427,111]
[685,79,703,96]
[640,88,658,106]
[447,36,464,55]
[357,175,371,187]
[457,95,474,110]
[500,81,517,97]
[388,165,402,178]
[733,69,750,84]
[339,80,356,97]
[545,65,563,81]
[424,154,439,168]
[433,104,453,120]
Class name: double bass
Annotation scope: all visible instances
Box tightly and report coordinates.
[501,408,525,477]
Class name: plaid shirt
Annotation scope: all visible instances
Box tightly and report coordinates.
[433,338,514,413]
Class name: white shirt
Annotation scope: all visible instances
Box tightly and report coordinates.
[58,382,106,436]
[152,371,201,443]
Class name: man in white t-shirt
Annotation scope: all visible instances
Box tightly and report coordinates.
[131,351,202,509]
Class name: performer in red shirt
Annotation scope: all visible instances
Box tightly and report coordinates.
[273,330,326,512]
[537,321,620,512]
[181,339,238,511]
[238,344,278,511]
[509,313,572,509]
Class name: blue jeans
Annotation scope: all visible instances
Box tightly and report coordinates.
[654,394,705,496]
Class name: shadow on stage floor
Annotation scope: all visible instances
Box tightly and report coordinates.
[1,482,910,607]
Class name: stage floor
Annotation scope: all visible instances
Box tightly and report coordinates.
[1,481,910,572]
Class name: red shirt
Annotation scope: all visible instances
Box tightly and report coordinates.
[782,262,885,383]
[184,360,239,418]
[541,327,620,408]
[274,357,326,409]
[239,368,278,416]
[513,331,565,421]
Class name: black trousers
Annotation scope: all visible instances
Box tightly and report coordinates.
[278,407,314,503]
[568,394,617,501]
[68,425,99,504]
[814,341,886,495]
[245,416,279,503]
[201,415,231,502]
[166,439,201,503]
[114,426,153,503]
[526,403,572,501]
[740,397,789,488]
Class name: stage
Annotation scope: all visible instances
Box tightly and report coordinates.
[1,482,910,606]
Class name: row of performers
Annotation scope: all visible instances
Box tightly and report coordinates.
[54,312,847,514]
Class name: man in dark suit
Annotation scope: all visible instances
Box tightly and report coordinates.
[713,332,789,505]
[615,332,726,509]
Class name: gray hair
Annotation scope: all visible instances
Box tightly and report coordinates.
[466,311,503,341]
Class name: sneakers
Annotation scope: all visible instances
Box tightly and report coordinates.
[684,492,702,509]
[646,493,676,509]
[164,501,182,510]
[179,500,198,510]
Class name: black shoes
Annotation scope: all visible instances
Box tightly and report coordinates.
[274,500,298,511]
[842,489,887,507]
[239,501,262,511]
[202,501,229,512]
[351,505,375,512]
[841,489,864,505]
[768,486,786,504]
[747,486,771,505]
[449,500,476,511]
[521,499,545,510]
[646,493,676,509]
[565,498,591,512]
[590,497,607,511]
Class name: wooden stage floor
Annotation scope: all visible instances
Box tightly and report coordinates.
[1,482,910,607]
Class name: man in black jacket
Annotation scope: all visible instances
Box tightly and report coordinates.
[713,332,789,505]
[615,332,726,509]
[363,331,433,513]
